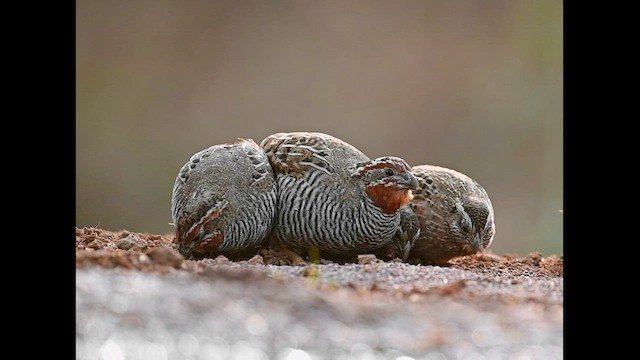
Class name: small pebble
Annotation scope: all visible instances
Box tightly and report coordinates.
[116,234,148,251]
[86,239,103,250]
[247,254,264,265]
[358,254,381,265]
[145,247,184,268]
[213,255,231,265]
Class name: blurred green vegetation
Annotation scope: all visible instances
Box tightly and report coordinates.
[76,0,562,256]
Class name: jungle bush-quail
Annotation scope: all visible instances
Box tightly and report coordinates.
[260,131,419,261]
[407,164,495,265]
[170,139,277,260]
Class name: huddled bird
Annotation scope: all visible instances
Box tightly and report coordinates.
[170,138,277,260]
[406,164,495,265]
[260,131,419,261]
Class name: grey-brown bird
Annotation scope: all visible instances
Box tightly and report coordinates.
[170,139,277,260]
[260,132,419,262]
[407,165,495,265]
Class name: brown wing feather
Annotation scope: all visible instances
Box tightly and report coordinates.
[260,132,336,178]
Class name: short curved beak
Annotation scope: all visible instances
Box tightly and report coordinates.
[398,172,419,190]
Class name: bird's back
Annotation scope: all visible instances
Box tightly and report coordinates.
[260,131,370,180]
[260,132,400,257]
[171,138,277,258]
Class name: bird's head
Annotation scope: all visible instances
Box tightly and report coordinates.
[449,195,495,254]
[177,228,224,259]
[351,156,419,214]
[175,200,228,259]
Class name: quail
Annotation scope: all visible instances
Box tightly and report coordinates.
[407,164,495,265]
[170,138,277,260]
[260,132,419,261]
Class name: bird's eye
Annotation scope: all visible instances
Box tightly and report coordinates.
[384,169,395,176]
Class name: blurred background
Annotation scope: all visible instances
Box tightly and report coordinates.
[76,0,562,257]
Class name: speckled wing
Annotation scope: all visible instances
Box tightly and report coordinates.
[260,132,370,180]
[395,205,421,253]
[411,164,493,222]
[171,145,220,227]
[237,138,278,191]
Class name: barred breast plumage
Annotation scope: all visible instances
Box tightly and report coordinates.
[170,138,277,259]
[374,205,421,261]
[407,164,495,265]
[260,132,419,261]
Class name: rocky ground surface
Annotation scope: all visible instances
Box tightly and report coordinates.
[75,227,563,360]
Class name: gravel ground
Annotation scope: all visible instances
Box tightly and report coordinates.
[75,228,563,360]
